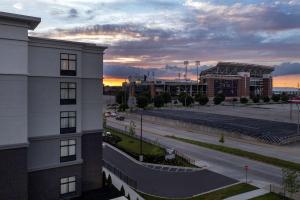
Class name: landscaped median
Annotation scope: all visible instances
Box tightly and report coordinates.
[167,135,300,171]
[139,183,257,200]
[104,127,195,167]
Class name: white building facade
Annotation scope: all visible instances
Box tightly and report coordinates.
[0,12,106,199]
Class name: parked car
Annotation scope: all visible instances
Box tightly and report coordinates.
[116,116,125,121]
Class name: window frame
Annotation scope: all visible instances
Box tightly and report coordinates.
[60,53,77,76]
[60,139,76,162]
[60,111,76,134]
[60,82,77,105]
[60,176,76,196]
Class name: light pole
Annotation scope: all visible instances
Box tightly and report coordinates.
[140,111,143,162]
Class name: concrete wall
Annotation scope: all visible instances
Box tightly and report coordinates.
[28,77,82,137]
[82,79,103,131]
[0,147,28,200]
[28,134,82,171]
[28,45,82,77]
[0,75,28,146]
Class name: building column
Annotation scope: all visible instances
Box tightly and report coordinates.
[81,131,103,192]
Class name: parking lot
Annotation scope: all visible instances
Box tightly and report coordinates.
[139,108,299,144]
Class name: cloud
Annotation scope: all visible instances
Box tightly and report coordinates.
[68,8,78,18]
[103,64,211,79]
[273,62,300,76]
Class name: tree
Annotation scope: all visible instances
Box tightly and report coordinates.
[195,93,209,105]
[120,185,125,196]
[154,95,164,108]
[107,174,112,188]
[116,91,128,105]
[161,92,172,104]
[178,93,194,106]
[240,97,248,104]
[282,168,300,198]
[262,96,270,103]
[118,103,129,112]
[272,94,280,102]
[219,134,225,144]
[129,121,136,136]
[102,171,106,187]
[136,95,149,109]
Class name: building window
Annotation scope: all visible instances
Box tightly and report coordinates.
[60,176,76,195]
[60,53,77,76]
[60,111,76,134]
[60,82,76,105]
[60,139,76,162]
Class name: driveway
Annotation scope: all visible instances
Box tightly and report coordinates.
[103,145,237,198]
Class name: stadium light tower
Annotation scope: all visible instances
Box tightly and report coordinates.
[196,61,200,94]
[184,61,189,80]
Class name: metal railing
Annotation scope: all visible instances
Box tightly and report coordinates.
[103,160,138,189]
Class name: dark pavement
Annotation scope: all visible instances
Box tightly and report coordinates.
[103,145,237,198]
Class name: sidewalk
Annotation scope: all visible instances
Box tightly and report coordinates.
[224,189,269,200]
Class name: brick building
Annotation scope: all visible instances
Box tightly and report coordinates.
[200,62,274,98]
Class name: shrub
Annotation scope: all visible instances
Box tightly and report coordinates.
[213,95,223,105]
[262,96,270,103]
[102,171,106,187]
[252,96,260,103]
[153,95,164,108]
[281,95,289,103]
[272,94,280,102]
[240,97,248,104]
[219,134,225,144]
[103,135,122,146]
[195,93,209,105]
[178,93,194,106]
[120,185,125,196]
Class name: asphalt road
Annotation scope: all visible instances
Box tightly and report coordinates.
[137,109,298,142]
[103,145,237,198]
[107,119,284,187]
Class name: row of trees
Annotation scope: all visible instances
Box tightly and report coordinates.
[116,90,292,110]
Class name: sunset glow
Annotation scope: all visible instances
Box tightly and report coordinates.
[104,75,300,88]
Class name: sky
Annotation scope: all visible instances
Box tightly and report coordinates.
[1,0,300,87]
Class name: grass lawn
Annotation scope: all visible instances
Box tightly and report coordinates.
[110,129,165,157]
[140,183,257,200]
[167,136,300,171]
[250,192,292,200]
[105,128,194,167]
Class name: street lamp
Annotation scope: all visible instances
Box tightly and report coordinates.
[140,111,143,162]
[196,61,200,94]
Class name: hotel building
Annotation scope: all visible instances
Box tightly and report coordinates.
[0,12,106,199]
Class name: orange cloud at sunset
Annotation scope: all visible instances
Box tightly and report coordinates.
[103,76,126,86]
